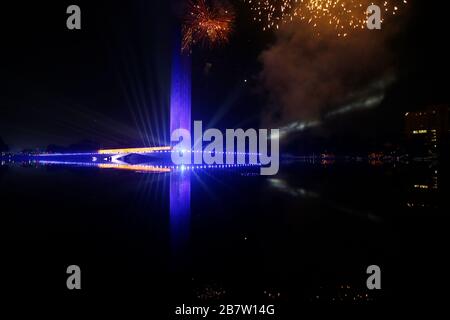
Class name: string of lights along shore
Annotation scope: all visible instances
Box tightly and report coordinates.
[243,0,408,35]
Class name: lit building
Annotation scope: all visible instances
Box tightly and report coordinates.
[404,105,449,157]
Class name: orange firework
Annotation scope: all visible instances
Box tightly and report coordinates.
[244,0,408,36]
[182,0,235,52]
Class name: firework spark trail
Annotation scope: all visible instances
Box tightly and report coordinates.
[182,0,235,52]
[244,0,407,36]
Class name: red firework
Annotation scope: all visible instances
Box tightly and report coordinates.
[182,0,235,52]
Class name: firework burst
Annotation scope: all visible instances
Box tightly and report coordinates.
[182,0,235,52]
[244,0,407,36]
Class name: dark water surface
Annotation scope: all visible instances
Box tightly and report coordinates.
[2,160,448,312]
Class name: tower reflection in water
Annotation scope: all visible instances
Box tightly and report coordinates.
[170,171,191,271]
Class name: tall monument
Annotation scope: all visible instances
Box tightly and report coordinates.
[170,20,191,135]
[169,0,191,271]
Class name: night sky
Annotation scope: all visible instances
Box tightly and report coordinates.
[1,0,449,151]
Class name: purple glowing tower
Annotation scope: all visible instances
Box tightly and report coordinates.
[170,27,191,135]
[169,20,191,269]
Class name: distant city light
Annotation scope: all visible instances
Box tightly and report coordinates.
[412,130,428,134]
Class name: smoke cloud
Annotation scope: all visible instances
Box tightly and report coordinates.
[259,21,403,130]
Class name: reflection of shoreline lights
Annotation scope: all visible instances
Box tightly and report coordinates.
[98,164,171,173]
[37,160,261,174]
[33,147,265,173]
[269,178,320,198]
